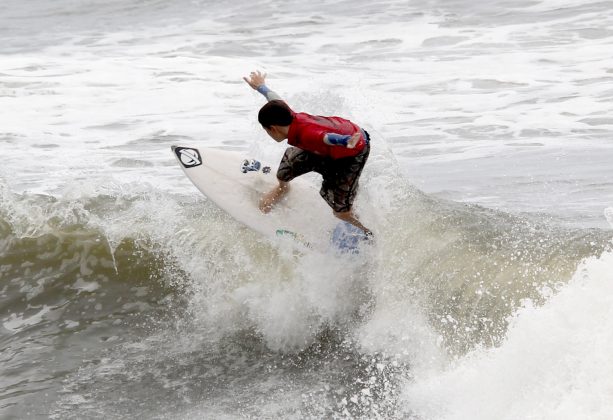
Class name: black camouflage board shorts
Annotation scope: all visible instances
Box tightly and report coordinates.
[276,135,370,213]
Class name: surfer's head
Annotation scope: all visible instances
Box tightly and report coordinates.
[258,100,293,142]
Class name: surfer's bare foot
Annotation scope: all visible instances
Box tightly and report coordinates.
[259,193,276,213]
[333,210,372,237]
[259,181,289,213]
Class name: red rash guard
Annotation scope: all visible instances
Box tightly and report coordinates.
[287,112,366,159]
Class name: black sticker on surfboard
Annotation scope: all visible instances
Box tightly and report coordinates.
[175,147,202,168]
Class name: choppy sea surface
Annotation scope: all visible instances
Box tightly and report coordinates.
[1,0,613,418]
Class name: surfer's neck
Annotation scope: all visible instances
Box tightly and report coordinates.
[266,125,290,142]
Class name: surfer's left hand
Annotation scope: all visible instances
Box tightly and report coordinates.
[243,71,267,90]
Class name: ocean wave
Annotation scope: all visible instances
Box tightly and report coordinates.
[402,245,613,420]
[1,170,610,419]
[1,169,609,354]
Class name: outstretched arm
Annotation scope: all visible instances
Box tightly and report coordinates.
[243,71,284,102]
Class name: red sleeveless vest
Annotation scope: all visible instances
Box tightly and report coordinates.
[287,112,366,159]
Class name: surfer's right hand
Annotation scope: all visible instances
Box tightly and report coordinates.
[346,132,361,149]
[259,187,281,213]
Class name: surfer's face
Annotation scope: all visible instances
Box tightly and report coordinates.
[264,126,286,142]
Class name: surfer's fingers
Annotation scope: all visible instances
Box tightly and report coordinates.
[251,71,266,82]
[347,132,360,148]
[243,76,257,89]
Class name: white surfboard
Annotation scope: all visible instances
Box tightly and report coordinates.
[171,145,339,250]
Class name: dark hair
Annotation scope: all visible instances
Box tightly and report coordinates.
[258,100,293,128]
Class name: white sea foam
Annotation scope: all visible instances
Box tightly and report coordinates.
[1,0,612,224]
[2,1,612,418]
[402,243,613,420]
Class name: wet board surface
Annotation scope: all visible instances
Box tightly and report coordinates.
[171,145,339,250]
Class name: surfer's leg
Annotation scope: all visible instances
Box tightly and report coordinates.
[276,147,324,182]
[319,142,370,213]
[333,209,373,237]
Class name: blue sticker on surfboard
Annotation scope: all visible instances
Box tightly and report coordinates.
[331,221,369,253]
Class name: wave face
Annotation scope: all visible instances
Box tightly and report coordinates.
[402,247,613,420]
[1,155,610,418]
[2,0,613,417]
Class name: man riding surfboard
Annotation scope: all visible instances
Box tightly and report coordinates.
[244,71,372,237]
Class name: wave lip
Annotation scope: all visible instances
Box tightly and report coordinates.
[402,243,613,420]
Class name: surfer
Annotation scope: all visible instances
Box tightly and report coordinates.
[244,71,373,237]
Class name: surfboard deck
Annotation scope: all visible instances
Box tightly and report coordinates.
[171,145,340,250]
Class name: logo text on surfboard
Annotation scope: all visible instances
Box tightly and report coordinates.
[175,147,202,168]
